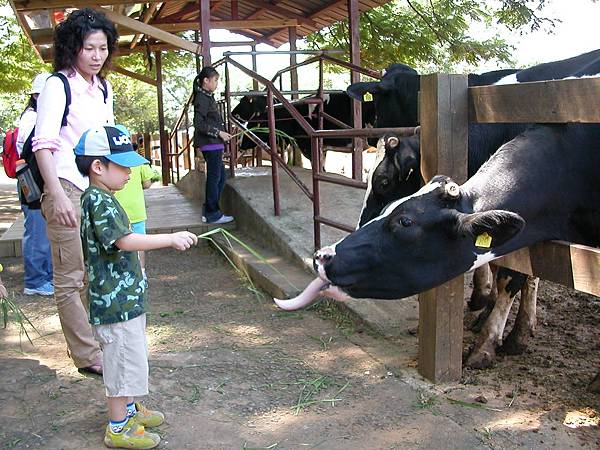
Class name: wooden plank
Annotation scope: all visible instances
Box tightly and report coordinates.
[97,7,201,55]
[495,241,600,297]
[112,65,157,86]
[348,0,362,181]
[469,77,600,123]
[419,275,464,382]
[418,73,468,382]
[153,18,299,33]
[14,0,132,11]
[199,0,211,65]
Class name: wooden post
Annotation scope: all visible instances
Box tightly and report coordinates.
[155,51,170,185]
[251,44,258,91]
[194,30,201,73]
[199,0,211,65]
[418,73,468,382]
[143,131,151,161]
[347,0,362,180]
[288,26,299,100]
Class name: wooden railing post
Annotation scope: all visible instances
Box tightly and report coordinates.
[418,73,468,382]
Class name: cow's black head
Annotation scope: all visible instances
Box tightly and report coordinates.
[232,95,269,122]
[358,133,422,226]
[347,63,420,128]
[316,176,525,299]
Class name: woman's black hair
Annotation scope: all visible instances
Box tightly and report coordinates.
[53,8,118,77]
[23,95,37,114]
[75,155,110,176]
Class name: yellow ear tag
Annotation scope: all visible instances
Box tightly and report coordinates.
[0,263,3,272]
[475,232,492,248]
[363,92,373,102]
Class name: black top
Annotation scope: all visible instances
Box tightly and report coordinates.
[193,80,226,149]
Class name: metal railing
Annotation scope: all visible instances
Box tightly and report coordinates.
[168,51,417,248]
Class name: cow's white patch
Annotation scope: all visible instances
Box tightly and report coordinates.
[468,251,498,272]
[307,94,331,119]
[357,137,387,229]
[363,181,444,227]
[494,73,518,85]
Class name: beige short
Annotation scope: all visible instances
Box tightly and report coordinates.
[92,314,149,398]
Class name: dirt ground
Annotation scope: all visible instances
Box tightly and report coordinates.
[0,240,599,450]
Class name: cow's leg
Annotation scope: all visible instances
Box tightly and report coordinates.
[468,265,498,332]
[469,263,495,311]
[501,276,538,355]
[466,271,516,369]
[589,372,600,393]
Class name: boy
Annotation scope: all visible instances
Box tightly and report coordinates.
[114,140,158,277]
[75,125,198,449]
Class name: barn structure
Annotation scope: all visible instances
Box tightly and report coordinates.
[9,0,394,182]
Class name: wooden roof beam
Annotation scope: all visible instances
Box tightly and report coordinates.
[151,18,299,32]
[246,1,318,27]
[263,0,346,42]
[130,2,160,50]
[94,7,201,54]
[14,0,135,12]
[112,64,157,86]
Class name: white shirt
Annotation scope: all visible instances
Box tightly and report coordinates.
[16,108,36,156]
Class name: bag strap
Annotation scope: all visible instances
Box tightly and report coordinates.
[51,72,71,127]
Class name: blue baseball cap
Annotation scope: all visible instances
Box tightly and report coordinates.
[74,125,149,168]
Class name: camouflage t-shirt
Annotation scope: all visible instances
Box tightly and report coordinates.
[80,186,147,325]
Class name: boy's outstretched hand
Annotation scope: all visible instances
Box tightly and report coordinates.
[170,231,198,250]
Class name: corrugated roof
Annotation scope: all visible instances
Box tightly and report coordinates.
[9,0,393,62]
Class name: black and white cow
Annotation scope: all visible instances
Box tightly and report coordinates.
[348,50,600,367]
[278,47,600,383]
[311,123,600,386]
[231,92,377,162]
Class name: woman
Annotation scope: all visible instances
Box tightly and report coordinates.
[17,73,54,297]
[33,8,117,376]
[193,66,234,224]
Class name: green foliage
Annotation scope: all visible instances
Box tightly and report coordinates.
[306,0,557,72]
[0,3,51,130]
[111,50,196,134]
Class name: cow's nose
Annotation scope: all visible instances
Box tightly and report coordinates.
[314,247,335,267]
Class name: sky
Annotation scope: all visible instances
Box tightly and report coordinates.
[506,0,599,66]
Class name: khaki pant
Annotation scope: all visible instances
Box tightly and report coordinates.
[42,179,101,368]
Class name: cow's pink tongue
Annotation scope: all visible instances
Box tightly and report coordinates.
[273,277,328,310]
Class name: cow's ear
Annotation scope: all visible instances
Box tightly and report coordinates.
[455,210,525,248]
[347,82,380,101]
[392,137,420,182]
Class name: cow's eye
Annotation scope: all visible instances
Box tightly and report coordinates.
[380,179,389,187]
[400,217,413,227]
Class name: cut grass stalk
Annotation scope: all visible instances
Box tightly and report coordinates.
[1,294,42,347]
[197,228,300,300]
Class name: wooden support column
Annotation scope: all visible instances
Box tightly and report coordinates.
[155,51,170,185]
[288,26,299,100]
[289,26,302,166]
[418,73,469,382]
[199,0,211,65]
[194,30,202,73]
[251,44,258,90]
[347,0,362,180]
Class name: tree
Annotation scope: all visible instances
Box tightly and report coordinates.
[0,2,51,130]
[305,0,559,72]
